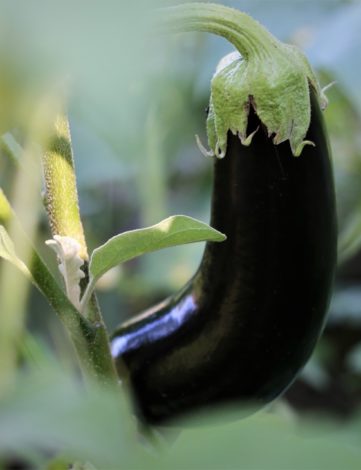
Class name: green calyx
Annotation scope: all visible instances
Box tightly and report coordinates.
[165,3,328,157]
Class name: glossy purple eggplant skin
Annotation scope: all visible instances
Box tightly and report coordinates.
[111,89,337,425]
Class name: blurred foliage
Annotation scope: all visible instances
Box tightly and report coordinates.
[1,0,361,468]
[1,358,361,469]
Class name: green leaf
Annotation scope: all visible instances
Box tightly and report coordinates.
[0,225,31,278]
[0,367,142,469]
[89,215,225,283]
[151,409,361,470]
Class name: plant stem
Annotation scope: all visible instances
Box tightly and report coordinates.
[39,114,120,385]
[162,2,278,60]
[42,114,88,260]
[137,105,167,227]
[162,2,325,157]
[2,184,118,386]
[31,251,117,384]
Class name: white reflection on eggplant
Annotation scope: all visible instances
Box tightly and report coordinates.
[111,294,197,357]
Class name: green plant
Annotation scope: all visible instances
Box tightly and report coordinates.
[1,1,358,468]
[0,111,225,393]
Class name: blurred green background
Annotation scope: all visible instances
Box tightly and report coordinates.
[1,0,361,468]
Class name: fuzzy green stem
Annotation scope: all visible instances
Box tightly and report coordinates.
[138,105,168,227]
[39,116,120,385]
[2,187,118,386]
[163,3,278,60]
[32,253,118,384]
[42,115,88,260]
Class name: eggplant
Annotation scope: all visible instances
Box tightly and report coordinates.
[111,88,337,425]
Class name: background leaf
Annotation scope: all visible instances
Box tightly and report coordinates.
[152,410,361,470]
[0,225,31,278]
[0,368,144,469]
